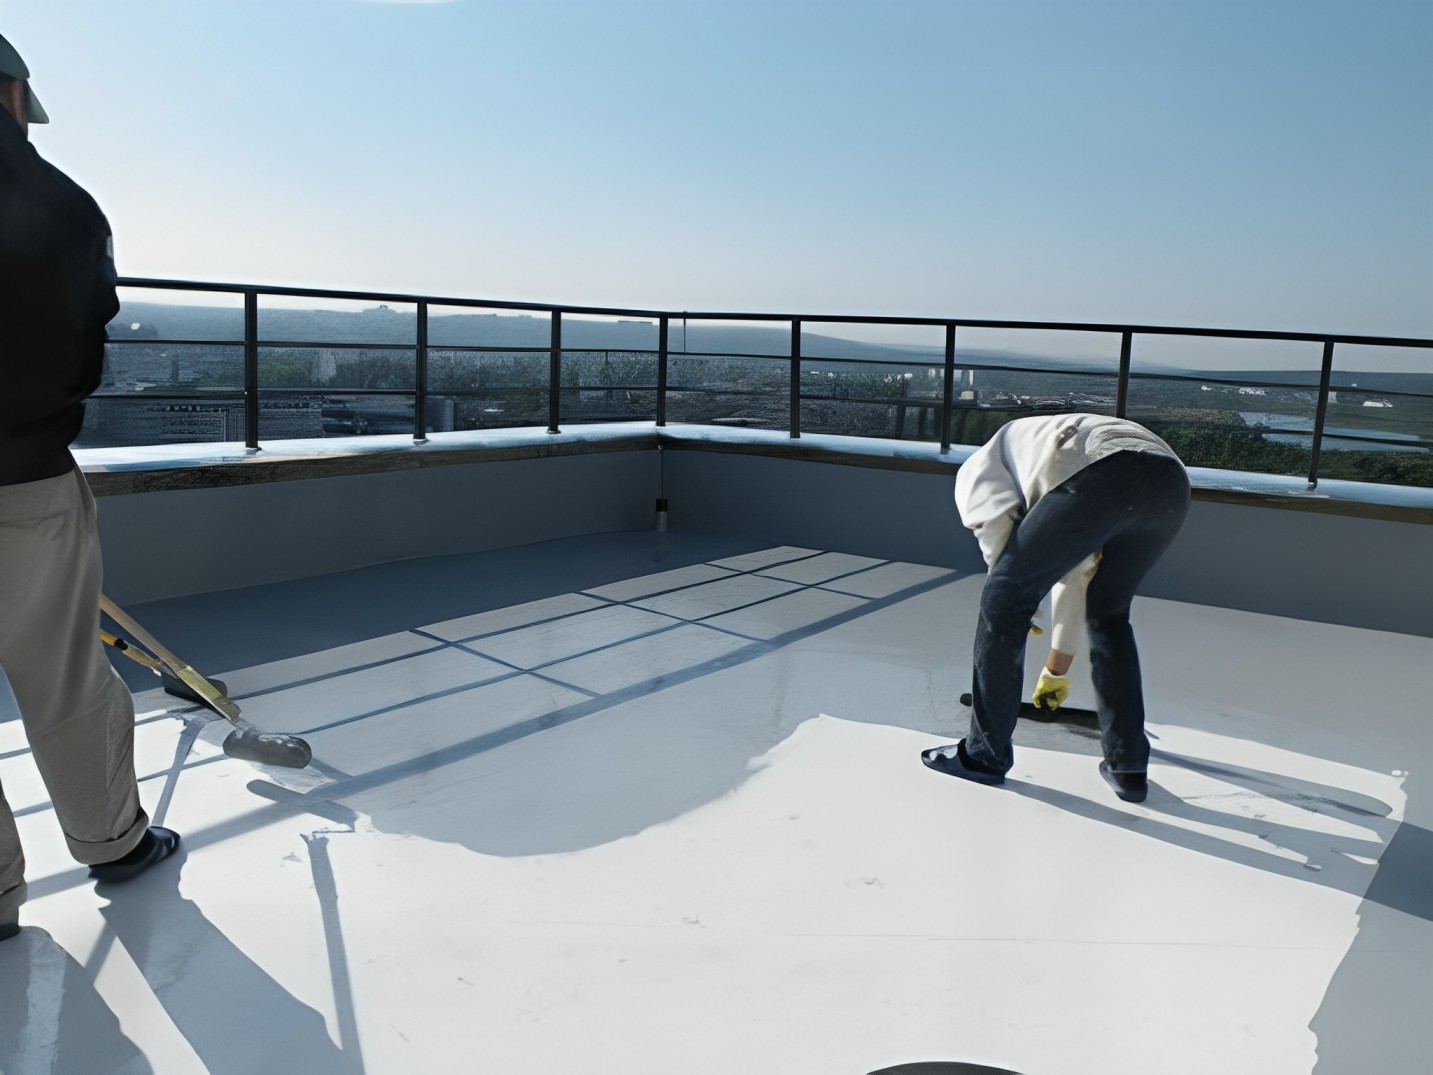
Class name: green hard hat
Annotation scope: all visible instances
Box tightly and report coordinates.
[0,32,50,123]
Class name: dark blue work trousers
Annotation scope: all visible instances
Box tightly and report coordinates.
[964,450,1191,776]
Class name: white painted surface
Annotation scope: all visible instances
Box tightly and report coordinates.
[3,541,1430,1075]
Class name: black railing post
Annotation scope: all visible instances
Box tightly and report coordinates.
[1115,330,1132,419]
[548,311,562,435]
[414,300,429,443]
[1307,339,1336,488]
[940,322,956,453]
[243,289,260,451]
[789,320,801,439]
[657,315,669,427]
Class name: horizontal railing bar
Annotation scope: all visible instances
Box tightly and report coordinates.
[429,346,553,354]
[1314,431,1432,449]
[667,350,795,361]
[253,388,420,396]
[1324,385,1433,402]
[117,277,670,320]
[106,338,245,348]
[799,395,946,409]
[88,392,245,401]
[116,278,1433,351]
[1125,371,1322,390]
[555,386,660,393]
[798,355,947,368]
[255,341,418,351]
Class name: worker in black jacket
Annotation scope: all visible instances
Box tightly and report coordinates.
[0,32,178,943]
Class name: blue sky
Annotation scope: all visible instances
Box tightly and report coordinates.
[6,0,1431,339]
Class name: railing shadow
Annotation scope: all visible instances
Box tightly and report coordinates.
[1008,723,1421,921]
[92,853,361,1075]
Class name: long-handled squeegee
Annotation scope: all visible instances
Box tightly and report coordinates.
[100,595,313,769]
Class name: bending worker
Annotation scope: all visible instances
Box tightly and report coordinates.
[921,413,1190,803]
[1,33,179,944]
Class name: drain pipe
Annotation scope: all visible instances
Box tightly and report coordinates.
[655,443,669,532]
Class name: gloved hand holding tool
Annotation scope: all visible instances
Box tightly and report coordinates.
[1032,665,1071,711]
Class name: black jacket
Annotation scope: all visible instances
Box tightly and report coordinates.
[0,107,119,486]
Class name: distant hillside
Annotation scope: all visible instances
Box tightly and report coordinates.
[108,301,1431,395]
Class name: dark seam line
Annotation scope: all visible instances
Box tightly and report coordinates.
[460,619,691,678]
[713,548,829,572]
[520,670,603,700]
[575,567,742,603]
[569,548,826,605]
[682,585,846,624]
[127,637,453,713]
[449,646,547,676]
[751,558,894,589]
[294,668,533,737]
[817,567,960,599]
[420,598,621,645]
[621,581,807,622]
[443,601,684,649]
[188,637,451,703]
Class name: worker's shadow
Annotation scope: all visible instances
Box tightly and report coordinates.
[94,853,362,1075]
[0,926,150,1074]
[1013,724,1429,923]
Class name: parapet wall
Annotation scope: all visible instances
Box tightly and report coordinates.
[84,425,1432,636]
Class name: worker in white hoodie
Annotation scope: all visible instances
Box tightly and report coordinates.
[921,414,1190,802]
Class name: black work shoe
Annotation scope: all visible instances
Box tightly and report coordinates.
[921,740,1006,786]
[89,827,181,883]
[1100,761,1148,803]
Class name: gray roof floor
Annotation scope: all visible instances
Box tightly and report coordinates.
[2,532,1430,1074]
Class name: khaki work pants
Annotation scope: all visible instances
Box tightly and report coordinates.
[0,466,147,925]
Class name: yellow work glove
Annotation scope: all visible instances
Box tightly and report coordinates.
[1032,667,1071,711]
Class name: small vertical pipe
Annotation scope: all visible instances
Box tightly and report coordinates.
[657,315,669,427]
[243,290,260,451]
[548,310,562,435]
[1115,330,1132,419]
[1308,339,1336,489]
[414,300,429,443]
[789,319,801,439]
[940,322,956,454]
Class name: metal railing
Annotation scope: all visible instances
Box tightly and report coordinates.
[99,277,1433,489]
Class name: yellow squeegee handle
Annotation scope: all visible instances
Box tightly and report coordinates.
[100,629,165,673]
[100,595,243,723]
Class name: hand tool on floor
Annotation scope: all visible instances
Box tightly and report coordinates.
[100,595,313,769]
[959,691,1097,723]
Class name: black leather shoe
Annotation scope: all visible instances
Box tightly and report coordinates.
[921,740,1006,786]
[1100,761,1148,803]
[89,827,181,883]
